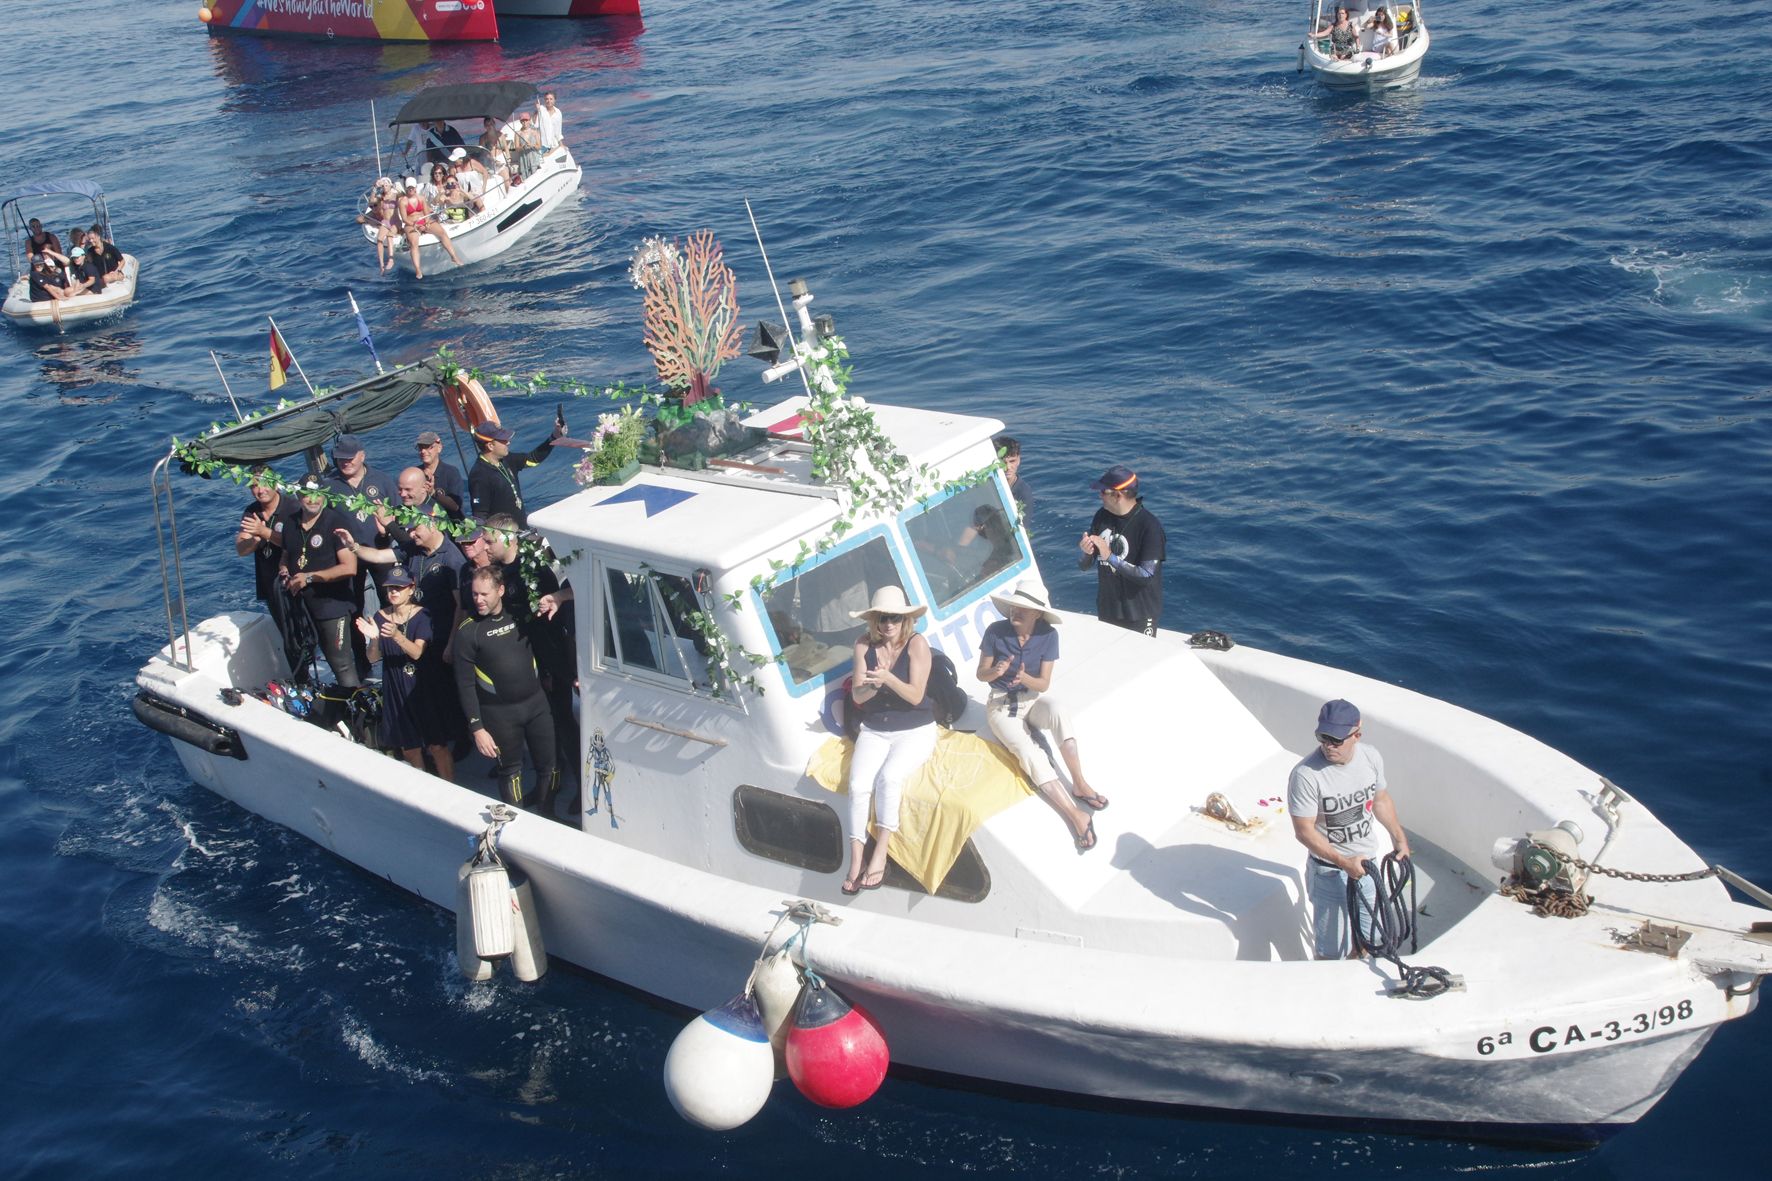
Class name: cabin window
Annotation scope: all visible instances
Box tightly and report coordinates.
[598,563,720,692]
[730,784,991,902]
[732,785,845,872]
[759,534,906,687]
[902,480,1026,608]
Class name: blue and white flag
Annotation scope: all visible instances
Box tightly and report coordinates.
[347,291,382,372]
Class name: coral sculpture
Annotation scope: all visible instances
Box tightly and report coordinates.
[633,230,742,408]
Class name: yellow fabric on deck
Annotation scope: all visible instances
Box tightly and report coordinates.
[806,731,1034,893]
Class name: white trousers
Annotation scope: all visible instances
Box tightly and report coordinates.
[847,722,937,841]
[985,693,1075,785]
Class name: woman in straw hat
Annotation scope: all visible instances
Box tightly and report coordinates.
[842,586,938,894]
[978,580,1106,853]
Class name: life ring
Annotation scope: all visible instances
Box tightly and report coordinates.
[442,373,499,432]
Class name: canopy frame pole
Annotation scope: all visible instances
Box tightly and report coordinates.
[210,350,243,422]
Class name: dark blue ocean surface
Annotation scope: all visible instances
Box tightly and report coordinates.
[3,0,1769,1175]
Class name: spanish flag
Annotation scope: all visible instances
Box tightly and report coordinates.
[270,326,293,390]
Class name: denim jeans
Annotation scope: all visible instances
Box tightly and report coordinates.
[1308,858,1377,959]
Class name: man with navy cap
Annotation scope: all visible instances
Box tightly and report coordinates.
[1077,463,1166,635]
[1287,699,1411,959]
[467,409,566,528]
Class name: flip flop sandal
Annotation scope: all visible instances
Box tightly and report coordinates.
[1074,820,1097,854]
[860,870,886,891]
[841,876,862,896]
[1074,792,1110,812]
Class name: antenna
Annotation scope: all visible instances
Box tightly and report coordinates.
[743,199,813,399]
[210,350,243,422]
[371,99,384,181]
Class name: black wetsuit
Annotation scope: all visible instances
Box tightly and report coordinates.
[453,609,556,809]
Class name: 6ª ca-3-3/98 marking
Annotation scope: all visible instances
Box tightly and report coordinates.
[1476,998,1694,1056]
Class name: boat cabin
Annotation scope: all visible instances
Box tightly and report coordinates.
[532,395,1446,960]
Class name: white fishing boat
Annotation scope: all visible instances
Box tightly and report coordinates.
[363,82,582,277]
[1299,0,1430,91]
[2,179,139,330]
[137,277,1769,1141]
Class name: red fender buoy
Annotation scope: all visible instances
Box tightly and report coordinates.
[442,373,498,433]
[784,977,888,1108]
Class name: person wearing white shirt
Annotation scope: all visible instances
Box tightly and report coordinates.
[536,91,564,149]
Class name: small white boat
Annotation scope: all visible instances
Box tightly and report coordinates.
[138,280,1769,1140]
[1300,0,1430,91]
[2,179,139,331]
[365,81,582,277]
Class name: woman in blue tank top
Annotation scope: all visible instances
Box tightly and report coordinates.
[843,586,937,894]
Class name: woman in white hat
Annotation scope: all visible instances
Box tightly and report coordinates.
[978,579,1105,853]
[842,586,937,894]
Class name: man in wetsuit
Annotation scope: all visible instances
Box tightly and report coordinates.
[467,410,566,528]
[1077,463,1166,636]
[454,566,559,815]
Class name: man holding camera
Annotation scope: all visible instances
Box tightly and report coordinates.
[1077,464,1166,636]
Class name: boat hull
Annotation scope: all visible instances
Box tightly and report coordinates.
[1302,27,1429,91]
[372,148,581,276]
[496,0,641,15]
[3,254,139,331]
[201,0,499,43]
[136,611,1763,1135]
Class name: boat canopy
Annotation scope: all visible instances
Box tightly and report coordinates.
[388,82,539,127]
[0,178,108,207]
[179,358,442,466]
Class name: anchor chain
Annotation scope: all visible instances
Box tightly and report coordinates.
[1502,848,1723,918]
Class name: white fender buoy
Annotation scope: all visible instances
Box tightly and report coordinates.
[507,869,548,983]
[455,861,495,981]
[751,948,802,1077]
[662,993,776,1130]
[467,859,514,960]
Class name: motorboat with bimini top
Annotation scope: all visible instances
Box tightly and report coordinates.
[365,82,582,278]
[198,0,499,42]
[1300,0,1429,91]
[2,179,138,331]
[137,269,1769,1139]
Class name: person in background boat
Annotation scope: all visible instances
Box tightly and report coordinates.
[448,150,492,212]
[236,467,300,660]
[1078,464,1166,636]
[415,429,467,519]
[994,434,1032,509]
[1288,699,1410,960]
[536,91,563,150]
[842,587,938,895]
[1318,6,1359,59]
[66,246,106,295]
[26,252,84,302]
[977,580,1104,853]
[85,224,123,282]
[1365,6,1397,55]
[467,410,566,528]
[397,176,464,278]
[26,218,62,258]
[367,193,400,273]
[420,119,464,166]
[454,566,561,815]
[281,473,361,689]
[511,111,543,180]
[355,567,456,780]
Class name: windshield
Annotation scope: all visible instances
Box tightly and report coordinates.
[902,480,1026,609]
[761,534,907,687]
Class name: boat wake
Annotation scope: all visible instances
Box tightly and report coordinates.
[1611,247,1766,315]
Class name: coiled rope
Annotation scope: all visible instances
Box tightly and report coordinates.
[1347,854,1457,998]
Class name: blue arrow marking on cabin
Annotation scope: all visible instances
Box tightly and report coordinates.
[599,485,696,517]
